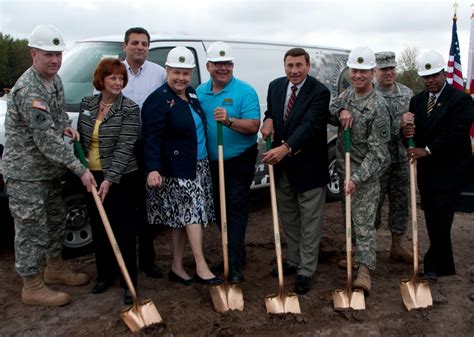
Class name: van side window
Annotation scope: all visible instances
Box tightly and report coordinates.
[148,47,201,89]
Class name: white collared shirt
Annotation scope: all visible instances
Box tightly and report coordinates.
[122,59,166,109]
[430,82,447,104]
[284,77,307,111]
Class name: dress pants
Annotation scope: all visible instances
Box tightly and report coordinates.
[88,170,139,288]
[275,171,326,277]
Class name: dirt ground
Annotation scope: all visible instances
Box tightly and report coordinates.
[1,189,473,336]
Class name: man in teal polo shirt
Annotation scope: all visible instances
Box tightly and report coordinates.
[196,41,260,283]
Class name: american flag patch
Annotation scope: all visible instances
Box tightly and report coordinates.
[32,99,49,111]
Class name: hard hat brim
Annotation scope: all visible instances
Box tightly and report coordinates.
[418,67,444,77]
[165,62,196,69]
[207,56,234,62]
[346,61,375,70]
[28,43,65,52]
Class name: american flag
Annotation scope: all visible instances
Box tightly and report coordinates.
[447,14,464,91]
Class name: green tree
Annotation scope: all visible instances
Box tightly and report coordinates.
[0,33,31,91]
[397,46,425,94]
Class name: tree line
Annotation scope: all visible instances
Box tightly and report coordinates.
[0,32,424,96]
[0,33,31,94]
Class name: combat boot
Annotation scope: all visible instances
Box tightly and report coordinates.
[390,232,414,264]
[22,274,70,306]
[44,256,89,286]
[352,265,371,295]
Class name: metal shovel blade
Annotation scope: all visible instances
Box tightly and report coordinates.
[400,278,433,311]
[121,300,163,332]
[265,291,301,314]
[332,288,366,311]
[209,283,244,313]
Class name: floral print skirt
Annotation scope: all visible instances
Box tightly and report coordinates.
[146,158,215,228]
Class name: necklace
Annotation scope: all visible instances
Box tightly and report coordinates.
[99,101,113,112]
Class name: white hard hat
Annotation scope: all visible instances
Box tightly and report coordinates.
[206,41,234,62]
[347,46,376,70]
[165,46,196,69]
[28,24,66,52]
[417,50,445,76]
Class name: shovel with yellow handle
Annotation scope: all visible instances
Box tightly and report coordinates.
[74,141,163,332]
[209,122,244,313]
[400,138,433,311]
[332,129,365,311]
[264,138,301,314]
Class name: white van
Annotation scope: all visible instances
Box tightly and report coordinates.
[0,35,350,254]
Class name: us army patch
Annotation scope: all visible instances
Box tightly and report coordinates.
[32,99,49,112]
[376,122,389,139]
[31,109,51,129]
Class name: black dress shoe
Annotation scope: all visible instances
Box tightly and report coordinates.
[271,261,297,277]
[124,289,133,305]
[294,275,312,295]
[229,265,244,284]
[91,281,110,294]
[141,264,164,279]
[193,274,223,285]
[418,271,438,282]
[168,270,193,286]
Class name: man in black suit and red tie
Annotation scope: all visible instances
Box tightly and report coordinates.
[402,50,474,281]
[261,48,330,295]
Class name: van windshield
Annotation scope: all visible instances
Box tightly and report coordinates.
[59,42,123,112]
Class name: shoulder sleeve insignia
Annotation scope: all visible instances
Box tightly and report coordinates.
[30,109,51,129]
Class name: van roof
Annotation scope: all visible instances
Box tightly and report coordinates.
[79,34,350,54]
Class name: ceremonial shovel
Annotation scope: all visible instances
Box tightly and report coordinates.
[400,138,433,311]
[209,122,244,313]
[74,141,163,332]
[332,129,365,311]
[264,138,300,314]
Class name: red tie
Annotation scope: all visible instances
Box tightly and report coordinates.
[284,85,298,123]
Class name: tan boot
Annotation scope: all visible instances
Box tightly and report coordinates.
[352,265,371,296]
[22,274,70,306]
[390,233,414,264]
[44,256,89,286]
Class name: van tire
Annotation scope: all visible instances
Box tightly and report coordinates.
[326,144,340,202]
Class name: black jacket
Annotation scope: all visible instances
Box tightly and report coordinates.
[142,83,207,179]
[265,76,331,193]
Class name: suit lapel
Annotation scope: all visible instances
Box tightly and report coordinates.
[274,79,288,131]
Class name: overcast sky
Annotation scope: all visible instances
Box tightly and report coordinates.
[1,0,473,74]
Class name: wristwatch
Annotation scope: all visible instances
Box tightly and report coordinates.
[282,141,292,155]
[227,116,234,127]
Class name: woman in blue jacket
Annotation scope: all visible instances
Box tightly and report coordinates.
[142,47,221,286]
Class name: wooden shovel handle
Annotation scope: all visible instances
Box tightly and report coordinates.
[266,138,285,292]
[344,129,353,289]
[217,122,230,280]
[408,138,420,278]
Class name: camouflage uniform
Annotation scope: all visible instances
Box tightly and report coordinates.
[3,66,86,277]
[375,82,413,234]
[329,86,390,270]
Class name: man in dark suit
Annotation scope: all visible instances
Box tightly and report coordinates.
[402,50,474,281]
[261,48,330,295]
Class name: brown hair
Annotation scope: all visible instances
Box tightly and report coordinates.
[284,48,310,64]
[92,58,128,91]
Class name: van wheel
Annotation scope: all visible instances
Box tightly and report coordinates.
[326,144,340,202]
[61,190,93,259]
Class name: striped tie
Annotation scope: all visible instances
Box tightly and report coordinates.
[427,94,436,116]
[284,85,298,123]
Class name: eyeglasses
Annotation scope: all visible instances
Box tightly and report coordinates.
[211,62,234,68]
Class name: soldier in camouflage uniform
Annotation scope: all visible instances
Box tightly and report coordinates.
[329,46,390,295]
[3,25,96,307]
[374,52,414,264]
